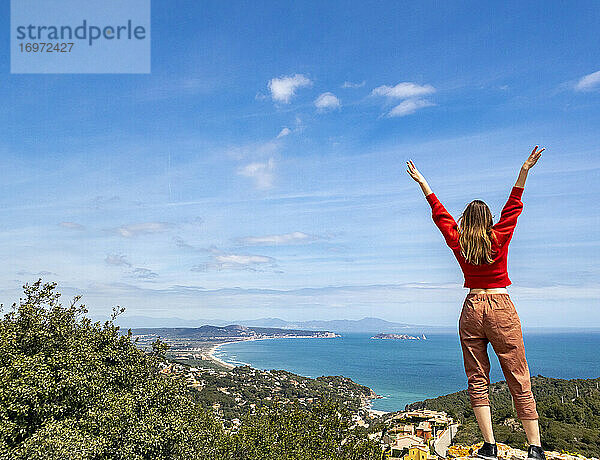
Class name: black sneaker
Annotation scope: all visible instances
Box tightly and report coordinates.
[528,445,546,460]
[476,442,498,460]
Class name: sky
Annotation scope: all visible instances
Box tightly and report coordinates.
[0,1,598,327]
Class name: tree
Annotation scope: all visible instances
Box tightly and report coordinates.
[0,279,228,460]
[229,398,381,459]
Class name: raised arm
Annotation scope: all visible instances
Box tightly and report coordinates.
[514,145,544,188]
[406,160,432,197]
[492,146,544,247]
[407,160,459,249]
[492,187,524,247]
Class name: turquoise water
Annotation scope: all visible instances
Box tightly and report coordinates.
[215,331,600,411]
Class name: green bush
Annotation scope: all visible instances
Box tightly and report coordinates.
[231,399,380,459]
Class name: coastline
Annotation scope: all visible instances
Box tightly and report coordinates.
[206,342,237,369]
[209,335,388,415]
[206,335,339,370]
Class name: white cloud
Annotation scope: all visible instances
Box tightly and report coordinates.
[173,236,197,250]
[134,78,214,101]
[341,81,366,88]
[268,74,312,103]
[216,254,274,265]
[89,195,120,210]
[276,127,291,138]
[105,254,131,267]
[388,98,435,117]
[17,270,57,277]
[192,251,277,272]
[574,70,600,91]
[293,116,305,133]
[60,222,85,230]
[314,92,341,111]
[237,231,318,246]
[115,222,172,238]
[225,140,280,161]
[106,255,158,279]
[371,82,435,99]
[131,267,159,279]
[237,158,275,189]
[371,82,437,118]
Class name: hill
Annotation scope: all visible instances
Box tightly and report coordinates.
[406,375,600,458]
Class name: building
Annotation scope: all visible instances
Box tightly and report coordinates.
[391,435,425,451]
[415,421,432,441]
[390,424,415,435]
[404,444,429,460]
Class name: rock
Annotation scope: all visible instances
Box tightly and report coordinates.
[448,442,592,460]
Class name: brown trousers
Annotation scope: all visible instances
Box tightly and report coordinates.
[459,292,539,420]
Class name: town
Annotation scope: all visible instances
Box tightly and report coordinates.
[372,409,458,459]
[371,333,428,340]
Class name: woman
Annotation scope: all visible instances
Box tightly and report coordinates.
[406,146,546,460]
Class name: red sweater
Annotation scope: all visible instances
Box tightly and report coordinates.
[425,186,524,288]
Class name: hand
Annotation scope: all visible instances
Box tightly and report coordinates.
[406,160,426,184]
[522,146,545,171]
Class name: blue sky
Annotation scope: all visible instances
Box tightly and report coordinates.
[0,1,598,326]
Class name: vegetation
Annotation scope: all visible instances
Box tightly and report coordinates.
[407,376,600,457]
[229,400,380,459]
[0,280,381,459]
[186,365,375,424]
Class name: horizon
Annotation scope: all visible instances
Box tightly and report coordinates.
[1,1,599,327]
[111,314,600,333]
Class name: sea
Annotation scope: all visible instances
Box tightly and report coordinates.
[214,330,600,412]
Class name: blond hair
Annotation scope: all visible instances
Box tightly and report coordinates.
[457,200,497,265]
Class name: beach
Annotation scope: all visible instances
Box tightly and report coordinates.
[206,335,339,370]
[206,342,237,369]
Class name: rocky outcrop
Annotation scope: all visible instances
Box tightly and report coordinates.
[370,333,425,340]
[448,442,596,460]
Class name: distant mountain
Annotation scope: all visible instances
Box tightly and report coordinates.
[112,315,448,333]
[299,317,419,332]
[112,316,229,328]
[238,317,439,333]
[236,317,291,328]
